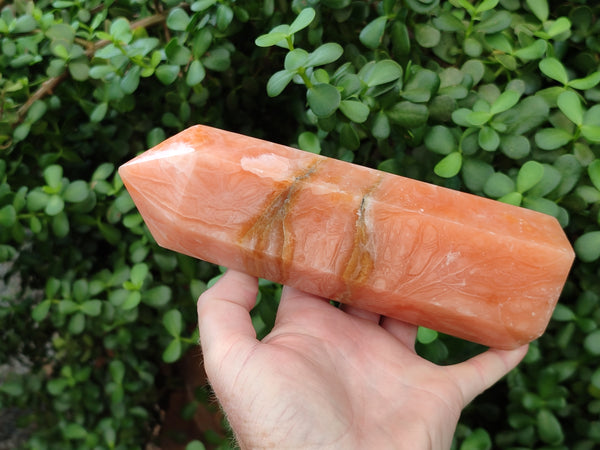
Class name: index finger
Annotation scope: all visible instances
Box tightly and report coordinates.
[197,269,259,373]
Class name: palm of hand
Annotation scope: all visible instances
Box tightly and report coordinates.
[198,270,528,450]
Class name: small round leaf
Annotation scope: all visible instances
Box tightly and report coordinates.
[359,16,387,49]
[289,8,316,35]
[434,152,462,178]
[307,83,341,118]
[163,309,183,337]
[162,339,183,363]
[517,161,544,193]
[557,90,583,126]
[574,231,600,262]
[339,100,369,123]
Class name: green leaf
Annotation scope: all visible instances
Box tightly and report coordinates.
[484,172,515,198]
[476,0,499,13]
[434,152,462,178]
[63,180,89,203]
[500,134,531,159]
[307,83,341,118]
[266,70,294,97]
[517,161,544,193]
[166,8,190,31]
[466,110,492,126]
[89,64,115,79]
[490,90,521,115]
[44,165,63,189]
[405,0,439,13]
[0,379,23,397]
[68,61,89,81]
[166,41,192,65]
[289,8,316,35]
[546,17,571,38]
[339,100,369,123]
[524,165,560,199]
[122,291,141,310]
[163,339,182,363]
[539,58,569,85]
[463,37,483,57]
[45,195,64,216]
[63,423,87,440]
[387,101,429,128]
[588,159,600,191]
[163,309,183,337]
[417,327,438,344]
[340,123,359,150]
[475,11,512,34]
[186,60,206,86]
[216,4,233,31]
[143,285,172,308]
[575,231,600,262]
[425,125,456,155]
[306,43,343,67]
[90,102,108,123]
[146,128,166,149]
[372,111,391,139]
[535,128,573,150]
[415,23,441,48]
[109,360,125,384]
[202,48,230,71]
[583,329,600,354]
[478,126,500,152]
[0,204,16,227]
[12,14,38,33]
[284,49,309,71]
[498,191,522,206]
[513,39,547,61]
[568,71,600,90]
[557,91,583,126]
[130,263,149,287]
[298,131,321,154]
[404,69,439,100]
[537,409,564,445]
[361,60,403,87]
[460,428,492,450]
[27,100,48,123]
[32,299,52,322]
[433,12,466,32]
[255,32,288,47]
[359,16,387,49]
[68,312,85,334]
[155,65,180,85]
[186,441,206,450]
[552,303,576,321]
[191,0,217,11]
[81,300,102,316]
[120,66,140,94]
[526,0,549,22]
[581,125,600,143]
[462,159,494,192]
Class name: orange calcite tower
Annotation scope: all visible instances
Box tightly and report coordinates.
[119,125,575,349]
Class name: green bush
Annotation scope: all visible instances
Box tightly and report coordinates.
[1,0,599,448]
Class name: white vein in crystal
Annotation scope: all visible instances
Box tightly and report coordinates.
[125,142,195,165]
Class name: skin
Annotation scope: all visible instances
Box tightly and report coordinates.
[197,269,529,450]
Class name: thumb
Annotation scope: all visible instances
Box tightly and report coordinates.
[445,344,529,406]
[197,269,259,379]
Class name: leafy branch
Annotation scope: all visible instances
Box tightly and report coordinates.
[15,11,168,128]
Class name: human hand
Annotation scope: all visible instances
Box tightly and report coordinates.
[197,269,528,450]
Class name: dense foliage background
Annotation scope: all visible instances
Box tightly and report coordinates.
[1,0,599,448]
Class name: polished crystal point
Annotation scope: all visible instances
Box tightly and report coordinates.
[119,125,575,349]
